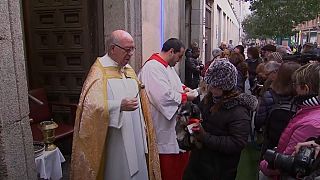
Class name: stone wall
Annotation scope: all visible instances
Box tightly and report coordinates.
[103,0,143,72]
[0,0,36,179]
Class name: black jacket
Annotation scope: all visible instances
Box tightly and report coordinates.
[246,58,262,88]
[183,93,258,180]
[185,55,202,89]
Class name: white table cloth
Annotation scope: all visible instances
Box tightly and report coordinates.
[35,147,65,180]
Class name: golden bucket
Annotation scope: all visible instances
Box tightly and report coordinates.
[40,121,58,151]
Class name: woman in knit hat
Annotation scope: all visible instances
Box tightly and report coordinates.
[183,59,258,180]
[212,48,223,59]
[267,52,283,63]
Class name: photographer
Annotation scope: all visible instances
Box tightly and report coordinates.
[260,62,320,179]
[185,44,203,89]
[185,44,203,104]
[302,43,315,55]
[246,47,263,90]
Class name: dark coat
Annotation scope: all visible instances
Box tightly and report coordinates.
[254,90,274,130]
[183,93,258,180]
[246,58,263,88]
[236,70,246,93]
[255,89,296,159]
[185,56,202,89]
[254,89,295,130]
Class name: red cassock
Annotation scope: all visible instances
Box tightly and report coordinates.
[159,152,190,180]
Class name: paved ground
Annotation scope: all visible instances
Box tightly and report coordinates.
[236,143,260,180]
[61,155,70,180]
[56,77,260,180]
[58,146,260,180]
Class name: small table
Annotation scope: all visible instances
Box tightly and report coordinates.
[35,147,66,180]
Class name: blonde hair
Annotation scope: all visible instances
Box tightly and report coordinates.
[292,62,320,95]
[221,49,230,58]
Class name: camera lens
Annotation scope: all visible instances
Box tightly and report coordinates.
[264,149,294,172]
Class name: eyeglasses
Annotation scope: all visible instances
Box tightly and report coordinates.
[292,82,305,87]
[265,70,277,77]
[113,44,135,54]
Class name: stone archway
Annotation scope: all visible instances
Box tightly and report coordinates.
[0,0,36,179]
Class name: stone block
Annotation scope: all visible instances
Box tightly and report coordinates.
[21,117,37,180]
[5,0,29,118]
[191,9,203,25]
[0,1,36,180]
[164,0,179,39]
[11,35,28,118]
[0,40,20,127]
[2,122,28,180]
[104,0,126,36]
[0,0,11,41]
[191,0,202,9]
[0,126,8,179]
[191,24,203,40]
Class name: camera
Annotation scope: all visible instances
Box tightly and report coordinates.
[250,81,263,96]
[199,64,204,71]
[250,77,265,96]
[185,48,193,58]
[264,146,315,178]
[176,102,202,150]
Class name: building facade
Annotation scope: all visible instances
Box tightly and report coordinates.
[296,15,320,46]
[0,0,246,178]
[204,0,248,62]
[20,0,245,103]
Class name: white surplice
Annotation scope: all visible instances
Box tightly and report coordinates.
[100,54,148,180]
[139,57,184,154]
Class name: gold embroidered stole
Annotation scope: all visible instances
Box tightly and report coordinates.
[71,59,161,180]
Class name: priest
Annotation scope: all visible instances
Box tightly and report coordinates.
[70,30,161,180]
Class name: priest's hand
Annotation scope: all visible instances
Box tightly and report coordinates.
[183,87,192,93]
[120,97,139,111]
[186,91,197,101]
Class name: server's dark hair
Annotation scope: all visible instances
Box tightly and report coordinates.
[161,38,185,53]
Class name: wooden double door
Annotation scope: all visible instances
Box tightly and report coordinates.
[23,0,104,103]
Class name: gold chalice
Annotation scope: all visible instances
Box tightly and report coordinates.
[40,120,58,151]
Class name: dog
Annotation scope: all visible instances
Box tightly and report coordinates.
[176,102,202,150]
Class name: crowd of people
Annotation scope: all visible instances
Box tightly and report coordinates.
[70,29,320,180]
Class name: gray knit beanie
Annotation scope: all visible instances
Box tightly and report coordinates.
[268,52,283,63]
[212,48,222,59]
[204,59,237,91]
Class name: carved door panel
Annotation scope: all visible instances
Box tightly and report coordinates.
[23,0,103,104]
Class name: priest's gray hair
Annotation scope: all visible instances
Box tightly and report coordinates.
[105,33,120,52]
